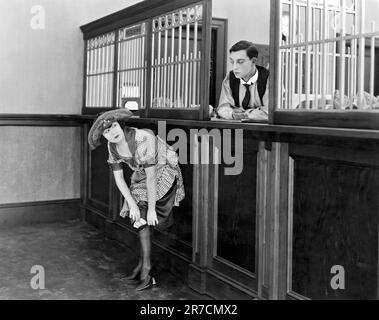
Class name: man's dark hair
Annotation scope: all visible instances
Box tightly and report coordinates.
[229,40,259,59]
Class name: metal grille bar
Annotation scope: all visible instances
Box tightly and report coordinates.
[279,0,379,111]
[117,23,147,110]
[151,5,203,109]
[86,32,115,108]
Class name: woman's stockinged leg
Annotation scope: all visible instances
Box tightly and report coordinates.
[124,246,142,281]
[135,226,156,291]
[138,226,151,280]
[132,247,143,274]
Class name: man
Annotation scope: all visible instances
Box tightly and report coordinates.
[217,40,269,121]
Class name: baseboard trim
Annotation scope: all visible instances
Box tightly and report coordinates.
[0,199,82,228]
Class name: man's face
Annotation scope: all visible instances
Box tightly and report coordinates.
[229,50,256,80]
[102,121,124,143]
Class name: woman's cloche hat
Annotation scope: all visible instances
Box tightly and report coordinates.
[88,109,133,150]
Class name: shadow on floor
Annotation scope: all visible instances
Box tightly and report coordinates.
[0,220,209,300]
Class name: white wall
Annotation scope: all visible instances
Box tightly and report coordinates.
[0,0,142,114]
[365,0,379,32]
[213,0,271,49]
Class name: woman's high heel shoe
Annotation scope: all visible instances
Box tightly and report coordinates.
[135,274,157,291]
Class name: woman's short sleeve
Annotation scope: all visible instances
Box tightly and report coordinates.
[107,143,123,171]
[135,130,157,169]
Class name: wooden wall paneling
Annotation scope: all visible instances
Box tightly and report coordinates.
[289,150,379,299]
[268,142,289,300]
[80,123,89,219]
[278,143,289,299]
[208,134,218,264]
[263,140,273,298]
[289,143,379,167]
[257,141,269,298]
[88,143,110,213]
[286,156,294,295]
[215,133,258,273]
[188,131,208,294]
[266,141,275,299]
[192,133,201,263]
[203,133,260,296]
[191,140,202,263]
[203,131,259,296]
[199,134,210,267]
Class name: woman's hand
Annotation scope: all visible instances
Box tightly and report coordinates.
[147,208,159,226]
[119,200,129,218]
[129,202,141,222]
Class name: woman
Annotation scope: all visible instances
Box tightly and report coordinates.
[88,109,185,291]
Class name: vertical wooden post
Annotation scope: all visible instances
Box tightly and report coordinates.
[80,123,89,220]
[199,134,210,267]
[192,132,201,263]
[269,0,280,123]
[199,0,212,120]
[257,142,269,298]
[268,142,289,300]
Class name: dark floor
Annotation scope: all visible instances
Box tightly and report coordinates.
[0,220,208,300]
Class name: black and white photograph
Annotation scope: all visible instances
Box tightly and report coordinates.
[1,0,379,305]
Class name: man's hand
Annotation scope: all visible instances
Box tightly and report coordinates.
[232,108,248,120]
[245,108,268,121]
[147,208,159,226]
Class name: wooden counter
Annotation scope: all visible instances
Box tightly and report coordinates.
[3,115,376,299]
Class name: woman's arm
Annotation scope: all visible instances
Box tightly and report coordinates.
[145,165,158,226]
[113,169,140,221]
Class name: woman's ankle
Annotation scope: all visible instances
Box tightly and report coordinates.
[140,265,151,279]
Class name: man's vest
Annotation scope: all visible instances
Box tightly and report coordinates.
[229,65,269,108]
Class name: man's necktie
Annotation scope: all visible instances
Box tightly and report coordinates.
[242,84,251,110]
